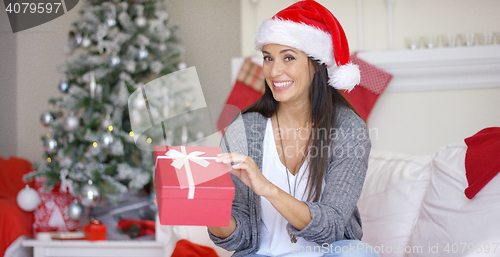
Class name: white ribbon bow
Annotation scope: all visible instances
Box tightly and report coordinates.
[166,149,210,169]
[156,146,216,199]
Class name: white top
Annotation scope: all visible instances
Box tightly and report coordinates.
[256,118,322,256]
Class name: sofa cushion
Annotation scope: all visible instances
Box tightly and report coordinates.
[406,142,500,257]
[358,149,432,257]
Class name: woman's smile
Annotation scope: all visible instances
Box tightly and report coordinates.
[272,80,294,91]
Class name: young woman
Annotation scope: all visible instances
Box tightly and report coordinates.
[209,1,379,256]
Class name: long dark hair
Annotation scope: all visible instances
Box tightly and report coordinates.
[243,60,359,202]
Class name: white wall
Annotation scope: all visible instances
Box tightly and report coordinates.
[368,87,500,155]
[0,9,18,158]
[1,2,81,161]
[241,0,500,155]
[241,0,500,54]
[165,0,241,126]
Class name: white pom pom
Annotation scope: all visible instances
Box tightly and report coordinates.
[328,63,360,92]
[17,185,41,212]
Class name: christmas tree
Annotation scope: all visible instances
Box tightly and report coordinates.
[25,0,193,202]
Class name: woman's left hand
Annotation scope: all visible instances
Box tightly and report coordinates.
[216,152,276,197]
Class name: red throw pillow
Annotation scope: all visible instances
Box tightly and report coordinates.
[171,239,219,257]
[0,156,34,256]
[0,156,34,199]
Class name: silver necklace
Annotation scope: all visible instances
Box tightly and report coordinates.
[276,112,304,244]
[277,111,308,131]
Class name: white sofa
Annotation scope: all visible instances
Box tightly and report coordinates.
[161,142,500,257]
[359,142,500,257]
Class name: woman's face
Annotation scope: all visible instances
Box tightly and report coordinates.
[261,44,315,105]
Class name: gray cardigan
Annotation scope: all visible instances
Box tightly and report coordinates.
[209,106,371,256]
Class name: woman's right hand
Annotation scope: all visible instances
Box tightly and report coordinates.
[216,152,277,198]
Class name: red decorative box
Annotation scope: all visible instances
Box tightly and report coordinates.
[154,146,234,226]
[84,219,106,241]
[33,180,82,236]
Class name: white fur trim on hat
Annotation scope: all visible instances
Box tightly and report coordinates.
[255,19,334,67]
[255,18,359,91]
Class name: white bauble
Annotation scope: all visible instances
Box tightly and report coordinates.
[17,185,41,212]
[63,115,80,132]
[73,33,83,46]
[58,79,70,93]
[68,200,84,220]
[108,55,121,68]
[79,181,101,208]
[136,48,149,60]
[99,133,114,148]
[43,138,58,154]
[177,62,187,70]
[158,43,167,52]
[106,18,116,27]
[81,37,92,48]
[135,16,147,27]
[40,111,55,127]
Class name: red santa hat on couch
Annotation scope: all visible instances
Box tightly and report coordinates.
[255,0,360,91]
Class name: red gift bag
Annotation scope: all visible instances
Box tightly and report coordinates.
[33,180,82,236]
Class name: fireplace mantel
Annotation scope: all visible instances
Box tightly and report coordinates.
[357,45,500,92]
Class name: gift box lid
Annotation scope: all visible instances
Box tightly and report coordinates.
[154,146,234,200]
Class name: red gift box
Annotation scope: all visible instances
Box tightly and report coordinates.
[154,146,234,226]
[33,180,82,236]
[84,219,106,241]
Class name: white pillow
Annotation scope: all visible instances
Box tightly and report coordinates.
[406,142,500,257]
[359,149,432,257]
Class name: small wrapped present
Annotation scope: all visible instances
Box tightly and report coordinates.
[154,146,234,226]
[84,219,107,241]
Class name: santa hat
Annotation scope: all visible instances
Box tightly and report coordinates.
[254,0,360,91]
